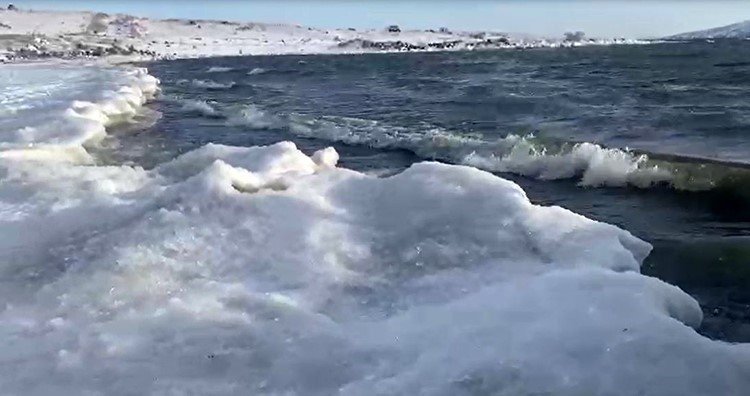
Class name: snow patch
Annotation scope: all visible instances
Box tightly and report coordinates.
[0,8,651,61]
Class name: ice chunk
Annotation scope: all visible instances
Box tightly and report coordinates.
[0,140,747,394]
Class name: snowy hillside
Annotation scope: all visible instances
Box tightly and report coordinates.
[0,7,645,62]
[668,20,750,40]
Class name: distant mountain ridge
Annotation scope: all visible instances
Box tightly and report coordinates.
[668,20,750,40]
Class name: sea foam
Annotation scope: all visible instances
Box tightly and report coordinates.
[179,98,221,118]
[206,66,234,73]
[178,78,236,90]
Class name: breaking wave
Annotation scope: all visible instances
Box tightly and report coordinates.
[247,67,267,75]
[179,99,221,118]
[223,103,750,201]
[205,66,234,73]
[177,78,236,90]
[231,105,728,186]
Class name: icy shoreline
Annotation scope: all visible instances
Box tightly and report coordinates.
[1,54,749,396]
[2,9,749,395]
[0,7,649,63]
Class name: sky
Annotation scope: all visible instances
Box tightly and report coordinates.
[10,0,750,38]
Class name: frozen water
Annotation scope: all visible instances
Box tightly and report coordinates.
[1,64,749,395]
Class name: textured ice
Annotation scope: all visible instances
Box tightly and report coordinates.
[1,65,749,395]
[0,62,158,163]
[2,138,750,395]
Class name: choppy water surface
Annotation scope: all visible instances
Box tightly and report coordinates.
[131,42,750,342]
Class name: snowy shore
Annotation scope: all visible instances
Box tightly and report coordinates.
[1,63,749,395]
[0,7,646,62]
[5,7,749,396]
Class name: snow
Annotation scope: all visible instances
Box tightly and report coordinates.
[669,20,750,40]
[1,64,750,395]
[0,8,649,62]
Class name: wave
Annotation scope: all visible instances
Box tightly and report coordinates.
[205,66,234,73]
[224,104,750,201]
[179,99,222,118]
[225,104,281,128]
[177,79,236,90]
[247,67,267,75]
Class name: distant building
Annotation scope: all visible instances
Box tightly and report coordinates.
[439,27,452,34]
[387,25,401,33]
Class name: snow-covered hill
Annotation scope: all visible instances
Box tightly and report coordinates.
[0,7,645,62]
[668,20,750,40]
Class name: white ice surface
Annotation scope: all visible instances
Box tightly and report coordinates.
[0,65,749,395]
[0,61,158,162]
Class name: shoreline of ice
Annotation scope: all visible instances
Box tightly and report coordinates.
[0,61,159,163]
[2,9,749,394]
[0,7,651,63]
[1,54,750,396]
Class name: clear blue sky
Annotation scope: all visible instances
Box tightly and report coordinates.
[11,0,750,38]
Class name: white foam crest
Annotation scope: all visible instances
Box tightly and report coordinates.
[178,78,236,90]
[463,137,674,188]
[248,108,676,189]
[1,141,747,394]
[225,104,282,128]
[205,66,234,73]
[247,67,267,75]
[179,99,220,118]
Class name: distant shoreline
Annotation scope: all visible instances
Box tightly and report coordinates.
[0,7,648,64]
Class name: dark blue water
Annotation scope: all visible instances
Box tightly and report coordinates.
[117,41,750,341]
